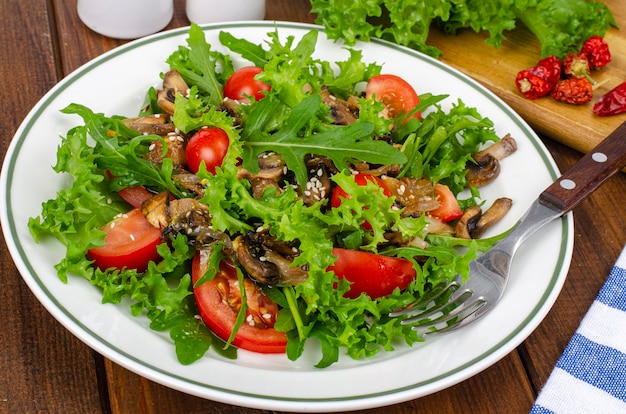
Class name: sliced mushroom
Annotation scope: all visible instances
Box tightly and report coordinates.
[173,173,206,196]
[144,132,187,169]
[320,87,359,125]
[454,198,513,239]
[168,198,212,241]
[233,235,280,285]
[141,191,170,229]
[465,135,517,188]
[476,134,518,161]
[466,153,500,188]
[380,176,439,217]
[472,197,513,239]
[455,205,482,239]
[157,70,189,115]
[122,114,176,135]
[237,152,287,198]
[300,160,333,206]
[233,231,307,286]
[217,98,243,126]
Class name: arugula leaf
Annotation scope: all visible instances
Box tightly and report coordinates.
[61,103,186,198]
[241,94,407,186]
[166,23,233,105]
[218,30,268,67]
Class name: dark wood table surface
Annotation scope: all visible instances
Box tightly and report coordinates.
[2,1,625,413]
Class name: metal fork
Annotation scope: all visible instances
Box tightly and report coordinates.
[390,121,626,335]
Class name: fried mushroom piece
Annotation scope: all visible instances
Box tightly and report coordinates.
[300,159,334,206]
[122,114,176,135]
[141,192,225,246]
[455,198,513,239]
[233,230,307,286]
[380,176,440,217]
[237,152,287,198]
[466,135,517,188]
[144,132,187,169]
[320,87,359,125]
[157,69,190,115]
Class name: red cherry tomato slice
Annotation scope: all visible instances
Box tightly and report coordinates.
[185,127,230,174]
[88,208,162,272]
[430,183,463,222]
[192,252,287,354]
[365,74,421,120]
[116,186,153,208]
[106,171,153,208]
[328,248,416,299]
[224,66,271,102]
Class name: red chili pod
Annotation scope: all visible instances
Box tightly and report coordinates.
[551,78,593,105]
[594,82,626,116]
[581,36,611,69]
[515,55,561,99]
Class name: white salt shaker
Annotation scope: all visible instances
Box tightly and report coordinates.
[186,0,266,24]
[77,0,174,39]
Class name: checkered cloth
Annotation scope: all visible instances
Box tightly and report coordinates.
[531,246,626,413]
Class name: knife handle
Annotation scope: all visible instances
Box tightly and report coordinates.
[539,121,626,214]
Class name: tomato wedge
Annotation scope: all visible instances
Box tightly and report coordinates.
[117,186,153,208]
[430,183,463,222]
[366,74,421,121]
[106,171,153,208]
[88,208,162,272]
[192,252,287,354]
[328,248,416,299]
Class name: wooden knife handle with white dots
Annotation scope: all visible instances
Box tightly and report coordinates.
[539,121,626,214]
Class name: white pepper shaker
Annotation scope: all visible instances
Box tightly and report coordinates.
[77,0,174,39]
[186,0,266,24]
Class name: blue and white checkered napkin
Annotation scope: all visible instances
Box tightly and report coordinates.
[531,246,626,414]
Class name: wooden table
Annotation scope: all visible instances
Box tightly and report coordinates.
[2,1,625,413]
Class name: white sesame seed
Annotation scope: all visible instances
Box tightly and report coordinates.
[149,143,156,151]
[129,234,135,241]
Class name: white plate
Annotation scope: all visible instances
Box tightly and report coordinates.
[0,22,573,412]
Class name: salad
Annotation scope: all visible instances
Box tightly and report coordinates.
[29,24,516,368]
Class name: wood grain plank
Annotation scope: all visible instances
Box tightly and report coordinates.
[104,351,534,414]
[0,1,104,413]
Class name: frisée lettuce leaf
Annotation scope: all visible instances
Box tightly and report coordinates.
[310,0,617,58]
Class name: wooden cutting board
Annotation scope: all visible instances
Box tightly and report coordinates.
[427,0,624,154]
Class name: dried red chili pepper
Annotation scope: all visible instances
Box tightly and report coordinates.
[515,55,561,99]
[593,82,626,116]
[551,78,593,105]
[562,52,595,84]
[581,35,611,69]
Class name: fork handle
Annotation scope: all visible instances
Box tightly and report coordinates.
[539,121,626,214]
